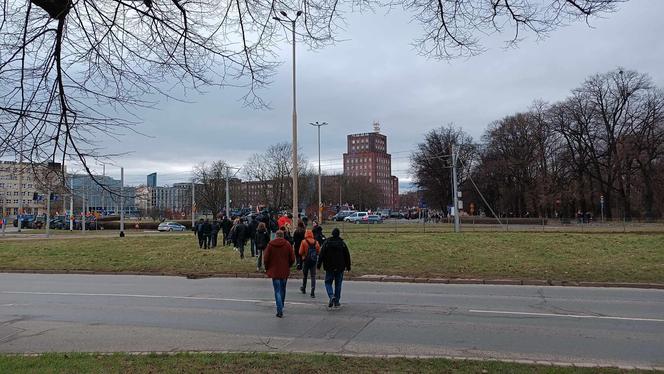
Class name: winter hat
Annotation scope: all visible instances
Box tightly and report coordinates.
[331,228,340,237]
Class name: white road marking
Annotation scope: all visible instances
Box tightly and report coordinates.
[468,309,664,322]
[0,291,310,306]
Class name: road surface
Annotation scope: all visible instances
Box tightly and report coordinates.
[0,273,662,368]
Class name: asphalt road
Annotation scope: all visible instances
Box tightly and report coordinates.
[0,273,662,368]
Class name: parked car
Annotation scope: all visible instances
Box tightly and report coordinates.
[344,211,368,223]
[360,214,383,224]
[48,217,65,229]
[332,210,356,221]
[390,211,405,219]
[158,222,186,232]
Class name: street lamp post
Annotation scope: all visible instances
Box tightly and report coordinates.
[310,121,328,221]
[273,10,303,220]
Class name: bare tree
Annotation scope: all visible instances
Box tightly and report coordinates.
[1,0,623,184]
[244,142,309,209]
[193,160,229,217]
[410,124,475,211]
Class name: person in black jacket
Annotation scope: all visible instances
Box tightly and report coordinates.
[233,218,248,259]
[254,222,270,272]
[195,218,205,249]
[248,216,259,257]
[317,228,351,308]
[202,219,212,249]
[292,219,306,270]
[312,221,325,246]
[221,216,232,246]
[210,220,220,248]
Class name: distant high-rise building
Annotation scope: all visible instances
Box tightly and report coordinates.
[343,123,399,209]
[147,172,157,187]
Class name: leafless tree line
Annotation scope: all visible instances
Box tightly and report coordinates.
[1,0,624,190]
[413,68,664,220]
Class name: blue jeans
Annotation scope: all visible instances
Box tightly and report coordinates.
[324,271,344,302]
[272,278,288,314]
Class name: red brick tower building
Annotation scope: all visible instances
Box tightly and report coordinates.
[343,123,399,209]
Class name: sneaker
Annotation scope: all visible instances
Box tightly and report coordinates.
[300,286,306,294]
[328,297,335,308]
[276,312,283,318]
[310,289,315,298]
[334,300,340,308]
[256,267,261,272]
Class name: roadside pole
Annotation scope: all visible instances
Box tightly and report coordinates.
[451,144,461,233]
[191,180,195,228]
[46,190,51,238]
[120,167,125,237]
[82,190,86,233]
[69,176,74,231]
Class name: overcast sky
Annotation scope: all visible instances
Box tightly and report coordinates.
[105,1,664,187]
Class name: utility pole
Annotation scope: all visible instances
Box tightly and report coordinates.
[310,121,328,221]
[101,163,105,216]
[82,188,86,233]
[225,166,241,218]
[451,144,461,233]
[69,175,74,231]
[191,180,195,227]
[17,125,24,232]
[120,167,125,237]
[46,189,51,238]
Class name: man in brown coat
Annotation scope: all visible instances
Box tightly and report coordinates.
[263,230,295,318]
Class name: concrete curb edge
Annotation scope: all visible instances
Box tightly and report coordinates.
[2,350,662,371]
[1,269,663,290]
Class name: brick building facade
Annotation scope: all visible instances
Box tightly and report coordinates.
[343,129,399,209]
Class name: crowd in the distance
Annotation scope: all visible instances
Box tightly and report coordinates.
[194,211,351,318]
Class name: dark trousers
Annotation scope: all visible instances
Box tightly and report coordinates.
[272,278,287,314]
[256,249,264,270]
[222,231,229,246]
[197,234,205,248]
[238,242,245,259]
[324,270,344,302]
[211,232,218,248]
[250,238,256,257]
[302,261,316,290]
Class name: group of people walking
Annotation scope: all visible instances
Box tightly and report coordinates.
[264,224,351,317]
[193,212,352,318]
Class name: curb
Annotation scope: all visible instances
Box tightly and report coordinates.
[3,351,662,371]
[1,269,663,290]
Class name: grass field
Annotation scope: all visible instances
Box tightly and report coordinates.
[1,232,662,283]
[0,352,652,374]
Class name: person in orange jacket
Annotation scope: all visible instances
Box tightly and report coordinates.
[298,229,321,298]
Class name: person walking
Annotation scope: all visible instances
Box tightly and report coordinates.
[254,222,270,272]
[298,229,320,298]
[210,219,220,248]
[292,220,306,270]
[312,221,325,246]
[202,218,212,249]
[233,218,248,259]
[221,216,232,246]
[195,218,205,249]
[317,228,351,308]
[263,230,295,318]
[248,215,258,257]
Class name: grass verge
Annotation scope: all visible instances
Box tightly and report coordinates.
[1,232,662,283]
[0,352,653,374]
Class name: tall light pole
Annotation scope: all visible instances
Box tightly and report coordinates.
[225,166,242,218]
[273,10,303,220]
[310,121,328,221]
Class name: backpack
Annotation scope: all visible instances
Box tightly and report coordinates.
[306,241,318,264]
